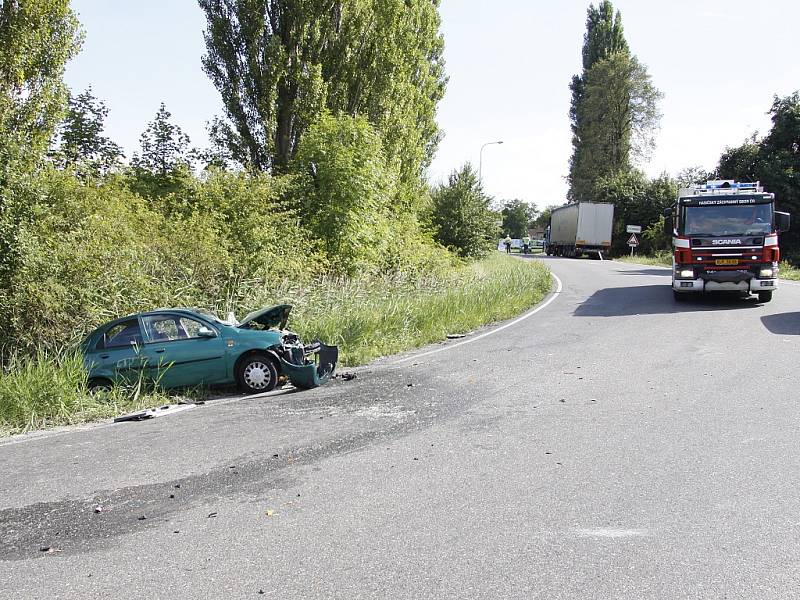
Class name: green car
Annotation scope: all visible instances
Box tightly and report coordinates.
[81,305,338,393]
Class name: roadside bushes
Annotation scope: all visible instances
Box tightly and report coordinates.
[1,169,233,353]
[430,164,497,258]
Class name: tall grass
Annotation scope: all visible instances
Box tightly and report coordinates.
[615,251,672,267]
[0,254,551,435]
[250,254,552,365]
[0,349,171,436]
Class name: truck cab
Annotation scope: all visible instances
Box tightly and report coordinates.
[665,181,790,303]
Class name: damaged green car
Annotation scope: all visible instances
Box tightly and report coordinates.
[81,305,338,393]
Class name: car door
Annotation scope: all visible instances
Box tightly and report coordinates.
[140,314,227,388]
[90,318,147,384]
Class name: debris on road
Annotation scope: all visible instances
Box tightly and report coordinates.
[93,505,103,514]
[265,510,275,517]
[114,403,197,423]
[137,515,147,521]
[340,372,357,381]
[446,333,466,339]
[207,512,218,518]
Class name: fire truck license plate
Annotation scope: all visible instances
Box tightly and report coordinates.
[715,259,739,266]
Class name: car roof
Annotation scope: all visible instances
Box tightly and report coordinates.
[87,309,217,336]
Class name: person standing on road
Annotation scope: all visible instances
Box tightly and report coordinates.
[522,234,531,255]
[504,234,512,254]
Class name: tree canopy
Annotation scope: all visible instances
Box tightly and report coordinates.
[567,2,661,201]
[53,88,123,177]
[430,164,497,259]
[718,92,800,258]
[501,199,537,238]
[0,0,82,178]
[198,0,447,188]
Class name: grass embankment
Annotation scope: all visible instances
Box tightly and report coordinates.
[0,254,551,436]
[616,252,800,280]
[0,351,172,437]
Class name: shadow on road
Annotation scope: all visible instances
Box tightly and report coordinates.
[574,285,762,317]
[761,312,800,335]
[614,269,671,277]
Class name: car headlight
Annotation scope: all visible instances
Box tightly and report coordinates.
[759,268,774,278]
[679,269,694,278]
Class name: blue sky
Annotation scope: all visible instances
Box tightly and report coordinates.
[66,0,800,207]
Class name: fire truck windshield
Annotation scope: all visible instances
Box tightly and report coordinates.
[683,204,772,237]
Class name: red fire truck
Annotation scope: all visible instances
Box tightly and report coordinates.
[665,181,790,303]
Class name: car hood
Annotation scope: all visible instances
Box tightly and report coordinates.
[238,304,292,330]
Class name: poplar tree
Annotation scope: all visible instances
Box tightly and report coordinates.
[198,0,446,187]
[567,1,629,200]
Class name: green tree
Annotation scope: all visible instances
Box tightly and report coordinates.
[592,169,676,254]
[568,3,661,202]
[198,0,446,186]
[53,88,123,176]
[430,164,496,258]
[0,0,83,311]
[531,205,557,231]
[132,103,193,175]
[292,112,396,274]
[718,93,800,258]
[0,0,83,178]
[571,51,662,202]
[676,165,716,187]
[568,1,627,200]
[501,199,537,237]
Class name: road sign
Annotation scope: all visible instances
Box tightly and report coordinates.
[626,225,642,234]
[627,234,639,247]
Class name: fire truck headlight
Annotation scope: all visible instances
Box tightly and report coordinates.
[679,269,694,278]
[759,268,774,278]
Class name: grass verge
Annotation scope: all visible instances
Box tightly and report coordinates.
[0,254,551,435]
[615,251,671,267]
[0,349,173,436]
[259,253,552,365]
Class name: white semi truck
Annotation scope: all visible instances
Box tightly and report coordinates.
[544,202,614,258]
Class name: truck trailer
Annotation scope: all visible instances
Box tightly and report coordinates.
[545,202,614,258]
[665,181,790,303]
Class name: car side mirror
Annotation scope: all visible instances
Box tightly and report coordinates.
[197,327,217,338]
[662,208,673,237]
[775,211,790,233]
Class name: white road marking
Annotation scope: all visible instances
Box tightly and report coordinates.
[575,528,649,539]
[393,272,564,364]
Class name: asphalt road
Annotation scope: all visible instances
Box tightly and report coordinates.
[2,256,799,599]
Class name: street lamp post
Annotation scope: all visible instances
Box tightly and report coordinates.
[479,140,503,182]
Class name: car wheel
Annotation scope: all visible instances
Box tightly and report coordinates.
[88,378,113,394]
[757,290,773,303]
[236,354,278,393]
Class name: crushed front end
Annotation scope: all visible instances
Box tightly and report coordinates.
[277,333,339,389]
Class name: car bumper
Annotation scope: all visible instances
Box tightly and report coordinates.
[279,343,339,389]
[673,278,778,293]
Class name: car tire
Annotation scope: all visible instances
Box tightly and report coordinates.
[757,291,773,303]
[88,378,113,394]
[236,353,278,393]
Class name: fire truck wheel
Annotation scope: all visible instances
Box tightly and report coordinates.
[673,290,687,302]
[757,291,773,303]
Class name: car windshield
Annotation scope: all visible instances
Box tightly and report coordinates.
[683,204,772,237]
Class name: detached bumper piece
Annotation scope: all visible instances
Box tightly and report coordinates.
[280,342,339,389]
